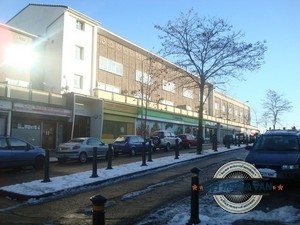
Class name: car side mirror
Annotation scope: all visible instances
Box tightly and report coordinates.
[245,146,252,150]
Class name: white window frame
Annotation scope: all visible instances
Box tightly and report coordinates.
[73,74,83,89]
[97,82,120,94]
[76,20,85,31]
[163,80,175,93]
[183,88,193,99]
[99,56,123,76]
[161,99,174,106]
[135,70,152,85]
[75,45,84,60]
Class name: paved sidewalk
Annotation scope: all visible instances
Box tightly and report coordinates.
[0,145,246,200]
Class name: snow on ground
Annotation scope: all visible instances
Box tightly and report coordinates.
[0,146,237,198]
[2,145,299,224]
[136,194,300,225]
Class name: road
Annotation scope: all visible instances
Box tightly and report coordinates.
[0,147,299,225]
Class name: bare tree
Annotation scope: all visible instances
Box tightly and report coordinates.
[155,9,267,154]
[262,89,293,130]
[135,57,169,138]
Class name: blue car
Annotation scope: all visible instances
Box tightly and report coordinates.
[113,135,150,156]
[245,129,300,180]
[0,136,45,169]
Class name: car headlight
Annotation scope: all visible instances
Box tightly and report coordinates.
[282,164,299,170]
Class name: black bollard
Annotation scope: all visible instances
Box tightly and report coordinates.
[147,140,153,162]
[141,142,147,166]
[90,147,98,178]
[42,149,51,182]
[175,138,179,159]
[90,195,107,225]
[187,167,201,225]
[227,137,231,149]
[213,134,218,152]
[238,136,241,147]
[106,144,113,170]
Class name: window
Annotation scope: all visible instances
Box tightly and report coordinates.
[163,80,175,93]
[97,82,120,94]
[183,88,193,99]
[76,20,85,31]
[74,74,83,89]
[214,102,220,110]
[75,45,84,60]
[8,138,28,150]
[161,99,174,106]
[99,56,123,76]
[136,70,152,84]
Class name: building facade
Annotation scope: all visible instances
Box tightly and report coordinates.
[0,4,258,148]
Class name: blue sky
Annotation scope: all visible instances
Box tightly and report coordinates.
[1,0,299,131]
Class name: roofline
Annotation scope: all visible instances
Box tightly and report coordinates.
[0,22,38,38]
[8,4,100,26]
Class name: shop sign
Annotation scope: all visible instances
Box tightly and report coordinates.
[205,121,217,127]
[13,103,71,117]
[0,100,12,110]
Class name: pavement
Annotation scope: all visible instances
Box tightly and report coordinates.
[0,144,247,201]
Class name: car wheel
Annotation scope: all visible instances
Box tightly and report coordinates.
[130,148,136,156]
[79,152,88,163]
[33,155,45,169]
[165,143,171,151]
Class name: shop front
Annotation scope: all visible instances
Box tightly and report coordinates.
[136,109,199,137]
[0,100,12,136]
[11,102,71,149]
[101,102,137,143]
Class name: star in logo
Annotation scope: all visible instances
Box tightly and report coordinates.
[192,184,198,191]
[277,184,284,191]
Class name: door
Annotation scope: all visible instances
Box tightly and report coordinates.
[42,122,56,150]
[0,137,10,168]
[7,137,32,166]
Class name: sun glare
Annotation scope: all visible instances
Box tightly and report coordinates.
[4,44,36,69]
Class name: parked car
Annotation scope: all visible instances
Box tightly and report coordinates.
[151,130,182,151]
[223,134,235,145]
[176,134,197,149]
[0,136,45,169]
[245,129,300,180]
[56,137,112,163]
[113,135,150,156]
[235,133,248,144]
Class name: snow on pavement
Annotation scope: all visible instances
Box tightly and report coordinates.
[0,146,238,198]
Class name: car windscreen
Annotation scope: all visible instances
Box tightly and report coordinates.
[253,135,299,151]
[68,139,84,143]
[114,136,128,143]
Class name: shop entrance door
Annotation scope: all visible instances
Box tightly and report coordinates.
[42,122,56,150]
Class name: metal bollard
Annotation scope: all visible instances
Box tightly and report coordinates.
[90,195,107,225]
[213,135,218,152]
[141,142,147,166]
[90,147,98,178]
[106,144,113,170]
[187,167,201,225]
[175,138,179,159]
[147,140,153,162]
[42,149,51,182]
[238,136,241,147]
[227,138,231,149]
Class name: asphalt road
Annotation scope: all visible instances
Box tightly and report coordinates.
[0,147,299,225]
[0,147,246,225]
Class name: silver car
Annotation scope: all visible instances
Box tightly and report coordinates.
[56,137,111,163]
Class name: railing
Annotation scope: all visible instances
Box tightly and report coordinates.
[93,89,257,130]
[0,84,66,106]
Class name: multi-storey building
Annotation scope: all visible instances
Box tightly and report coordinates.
[0,4,258,149]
